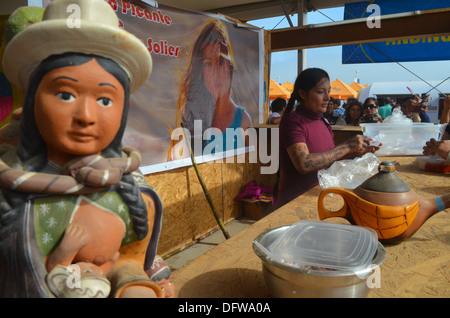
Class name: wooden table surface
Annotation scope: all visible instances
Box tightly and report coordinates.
[172,156,450,298]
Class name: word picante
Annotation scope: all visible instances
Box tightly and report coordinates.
[147,38,180,57]
[386,36,450,45]
[108,0,172,26]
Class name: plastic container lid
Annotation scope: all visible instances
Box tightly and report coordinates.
[268,221,378,271]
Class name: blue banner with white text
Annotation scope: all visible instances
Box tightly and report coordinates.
[342,0,450,64]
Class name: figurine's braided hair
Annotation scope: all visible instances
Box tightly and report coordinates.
[0,53,148,242]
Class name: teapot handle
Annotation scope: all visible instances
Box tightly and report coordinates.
[317,187,351,221]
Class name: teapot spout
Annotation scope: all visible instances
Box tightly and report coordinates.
[389,193,450,243]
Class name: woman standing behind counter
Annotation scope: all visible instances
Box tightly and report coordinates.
[274,68,381,209]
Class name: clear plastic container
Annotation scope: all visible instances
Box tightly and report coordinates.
[360,122,446,156]
[268,221,378,272]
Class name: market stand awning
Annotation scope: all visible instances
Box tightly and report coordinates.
[281,81,294,94]
[350,81,364,91]
[330,79,358,100]
[269,79,290,100]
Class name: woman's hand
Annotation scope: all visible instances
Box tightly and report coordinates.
[344,135,381,156]
[287,135,382,175]
[423,138,450,160]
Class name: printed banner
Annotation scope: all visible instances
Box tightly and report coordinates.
[342,0,450,64]
[39,0,264,172]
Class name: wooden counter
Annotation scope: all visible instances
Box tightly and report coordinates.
[172,156,450,298]
[255,124,362,146]
[331,124,362,145]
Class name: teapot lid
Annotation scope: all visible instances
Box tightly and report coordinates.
[358,161,411,193]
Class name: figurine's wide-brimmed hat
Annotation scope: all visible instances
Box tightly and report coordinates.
[2,0,152,92]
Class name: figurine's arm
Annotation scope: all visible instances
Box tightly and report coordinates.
[108,191,163,298]
[46,223,90,273]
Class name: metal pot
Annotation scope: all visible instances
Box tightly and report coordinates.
[253,225,386,298]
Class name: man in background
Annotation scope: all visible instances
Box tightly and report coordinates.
[378,96,393,119]
[269,97,286,124]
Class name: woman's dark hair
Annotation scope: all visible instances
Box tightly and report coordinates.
[1,53,148,241]
[333,98,341,107]
[284,68,330,116]
[378,96,392,106]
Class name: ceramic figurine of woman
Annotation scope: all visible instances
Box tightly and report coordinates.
[0,0,166,298]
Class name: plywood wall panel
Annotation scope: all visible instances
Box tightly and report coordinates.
[145,156,277,257]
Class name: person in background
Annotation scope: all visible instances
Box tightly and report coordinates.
[413,103,431,123]
[414,94,423,104]
[423,96,450,161]
[361,97,382,123]
[274,68,381,209]
[418,93,431,122]
[345,97,358,107]
[333,98,345,116]
[440,95,450,127]
[336,100,363,126]
[391,97,397,108]
[340,97,357,117]
[401,95,420,121]
[323,97,339,125]
[392,102,401,111]
[378,96,393,119]
[421,92,430,104]
[269,97,286,124]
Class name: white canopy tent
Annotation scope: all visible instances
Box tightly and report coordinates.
[358,80,450,123]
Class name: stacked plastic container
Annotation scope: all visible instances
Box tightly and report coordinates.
[267,221,379,272]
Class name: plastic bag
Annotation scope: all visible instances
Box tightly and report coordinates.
[382,108,413,125]
[318,153,380,189]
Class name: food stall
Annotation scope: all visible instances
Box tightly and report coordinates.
[0,0,448,301]
[172,156,449,297]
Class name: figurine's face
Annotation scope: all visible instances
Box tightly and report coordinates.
[34,59,125,166]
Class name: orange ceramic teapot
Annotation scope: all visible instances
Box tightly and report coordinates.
[318,161,449,244]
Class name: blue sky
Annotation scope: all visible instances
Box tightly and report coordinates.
[249,7,450,86]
